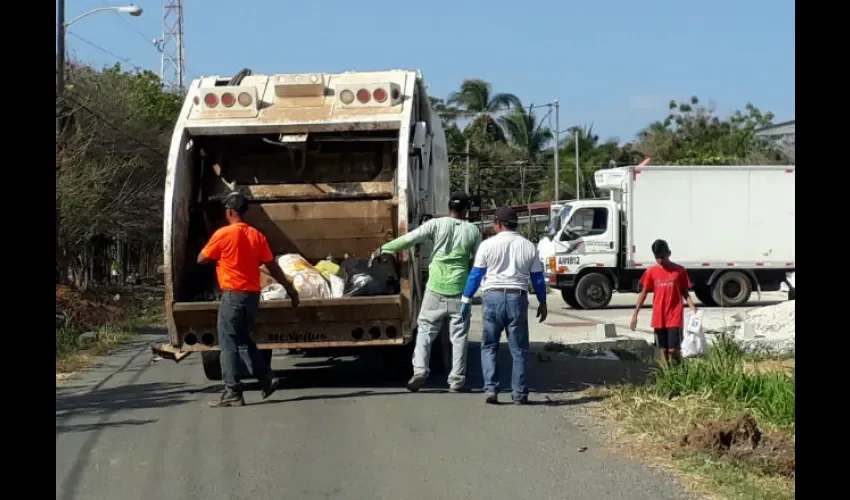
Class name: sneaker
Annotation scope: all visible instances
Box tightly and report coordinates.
[484,392,498,404]
[209,390,245,408]
[449,385,472,393]
[261,377,280,400]
[406,374,427,392]
[513,398,528,406]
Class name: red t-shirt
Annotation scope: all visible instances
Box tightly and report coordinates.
[639,263,692,329]
[201,222,274,292]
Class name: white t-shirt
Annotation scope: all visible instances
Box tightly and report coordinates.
[473,230,543,291]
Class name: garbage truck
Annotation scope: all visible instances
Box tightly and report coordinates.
[151,69,452,379]
[537,165,795,309]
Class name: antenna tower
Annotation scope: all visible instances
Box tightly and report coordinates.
[157,0,185,92]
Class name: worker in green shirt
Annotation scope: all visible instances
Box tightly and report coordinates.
[375,191,482,393]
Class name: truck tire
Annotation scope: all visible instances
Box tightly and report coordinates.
[575,273,613,310]
[561,288,583,309]
[710,271,752,307]
[694,285,717,307]
[201,349,273,382]
[201,351,222,381]
[429,321,452,376]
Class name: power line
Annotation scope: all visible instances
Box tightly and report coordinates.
[101,0,157,47]
[66,31,145,72]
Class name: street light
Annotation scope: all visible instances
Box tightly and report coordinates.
[65,5,143,28]
[57,2,145,131]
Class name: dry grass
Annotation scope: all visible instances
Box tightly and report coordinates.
[583,389,795,500]
[55,326,134,380]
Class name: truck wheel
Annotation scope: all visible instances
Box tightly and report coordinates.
[694,285,717,307]
[201,351,222,381]
[561,288,583,309]
[429,321,452,376]
[575,273,613,310]
[710,271,752,307]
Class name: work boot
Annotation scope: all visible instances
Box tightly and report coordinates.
[449,385,471,393]
[406,373,427,392]
[209,389,245,408]
[484,392,498,405]
[513,397,528,406]
[261,376,280,400]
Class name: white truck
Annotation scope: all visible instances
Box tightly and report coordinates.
[152,69,453,379]
[537,165,795,309]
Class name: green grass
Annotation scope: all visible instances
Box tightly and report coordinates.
[585,336,795,500]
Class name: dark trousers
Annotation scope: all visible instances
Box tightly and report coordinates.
[218,291,271,393]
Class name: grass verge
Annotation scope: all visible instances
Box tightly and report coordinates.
[586,336,795,500]
[56,298,164,381]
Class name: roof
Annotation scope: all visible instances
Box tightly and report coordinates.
[754,120,795,137]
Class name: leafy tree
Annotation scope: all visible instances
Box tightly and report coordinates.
[447,79,521,143]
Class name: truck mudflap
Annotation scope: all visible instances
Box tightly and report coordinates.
[168,295,407,351]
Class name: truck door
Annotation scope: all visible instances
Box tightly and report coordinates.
[560,205,617,269]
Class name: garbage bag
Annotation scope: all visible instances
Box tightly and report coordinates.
[276,254,331,299]
[261,283,288,301]
[328,274,345,299]
[682,310,708,358]
[314,260,343,281]
[340,255,400,297]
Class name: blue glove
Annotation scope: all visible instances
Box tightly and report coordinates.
[460,302,472,321]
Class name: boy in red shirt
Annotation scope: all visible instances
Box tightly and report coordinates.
[630,239,697,365]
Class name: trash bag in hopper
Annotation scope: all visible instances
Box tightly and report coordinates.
[340,255,400,297]
[276,254,331,300]
[261,283,288,301]
[328,274,345,298]
[314,259,343,281]
[682,310,708,358]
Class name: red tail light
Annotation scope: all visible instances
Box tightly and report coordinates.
[204,93,218,107]
[356,89,371,103]
[237,92,253,106]
[373,88,388,102]
[221,92,235,107]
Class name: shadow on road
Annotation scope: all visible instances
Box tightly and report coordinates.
[56,382,191,430]
[249,341,650,405]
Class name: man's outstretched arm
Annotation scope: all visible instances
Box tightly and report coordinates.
[378,220,436,255]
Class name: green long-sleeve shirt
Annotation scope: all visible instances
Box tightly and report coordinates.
[381,216,481,296]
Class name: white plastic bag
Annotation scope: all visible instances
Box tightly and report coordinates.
[261,283,288,301]
[681,310,707,358]
[328,274,345,299]
[276,254,331,300]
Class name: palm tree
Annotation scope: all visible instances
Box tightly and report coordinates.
[447,79,521,142]
[428,96,460,128]
[498,106,553,202]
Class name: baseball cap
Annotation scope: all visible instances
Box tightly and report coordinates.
[222,191,248,213]
[449,191,471,211]
[494,207,518,224]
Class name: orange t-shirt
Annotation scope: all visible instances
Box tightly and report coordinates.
[201,222,274,292]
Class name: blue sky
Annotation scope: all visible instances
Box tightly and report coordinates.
[63,0,795,143]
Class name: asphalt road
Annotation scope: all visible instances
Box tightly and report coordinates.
[57,320,690,500]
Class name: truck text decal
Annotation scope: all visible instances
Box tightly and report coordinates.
[557,256,580,266]
[266,332,328,343]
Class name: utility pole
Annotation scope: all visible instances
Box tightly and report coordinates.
[575,132,581,200]
[159,0,186,92]
[553,99,560,203]
[464,139,470,193]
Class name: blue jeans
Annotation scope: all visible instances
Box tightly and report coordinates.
[218,291,271,393]
[480,290,530,400]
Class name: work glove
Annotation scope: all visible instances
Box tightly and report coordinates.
[536,303,548,323]
[460,302,472,321]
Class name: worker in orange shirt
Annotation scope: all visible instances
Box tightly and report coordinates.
[198,192,300,407]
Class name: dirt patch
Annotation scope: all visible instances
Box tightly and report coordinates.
[743,358,794,375]
[56,285,123,328]
[680,414,795,478]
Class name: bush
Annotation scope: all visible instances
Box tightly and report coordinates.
[648,336,795,426]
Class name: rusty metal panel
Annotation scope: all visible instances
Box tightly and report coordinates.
[178,338,404,352]
[215,182,394,202]
[241,200,396,261]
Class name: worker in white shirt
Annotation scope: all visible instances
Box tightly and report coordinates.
[460,207,548,405]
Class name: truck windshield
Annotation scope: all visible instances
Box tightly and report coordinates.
[546,205,572,237]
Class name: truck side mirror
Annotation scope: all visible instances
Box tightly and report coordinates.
[412,122,428,150]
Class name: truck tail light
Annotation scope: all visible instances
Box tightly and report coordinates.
[548,256,556,271]
[237,92,253,107]
[221,92,235,108]
[356,89,371,103]
[373,88,388,102]
[204,93,218,108]
[339,89,355,104]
